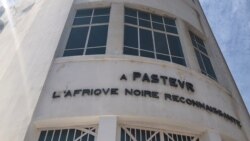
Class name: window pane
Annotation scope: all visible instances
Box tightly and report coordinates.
[194,49,206,73]
[76,9,93,17]
[178,135,182,141]
[121,128,125,141]
[39,128,96,141]
[152,135,156,141]
[189,32,197,46]
[125,8,137,17]
[73,17,91,25]
[65,8,110,56]
[94,8,110,15]
[86,47,105,55]
[156,133,160,141]
[164,17,176,26]
[140,50,155,58]
[140,29,154,51]
[53,130,61,141]
[46,131,53,141]
[125,16,137,25]
[38,131,46,141]
[154,32,169,54]
[81,133,88,141]
[169,134,173,140]
[165,25,178,34]
[152,14,163,23]
[60,129,68,141]
[182,135,187,141]
[139,11,150,20]
[87,25,108,47]
[63,49,84,57]
[146,131,150,140]
[167,35,184,57]
[172,57,186,66]
[164,134,168,141]
[157,54,170,61]
[67,129,75,141]
[141,130,146,141]
[74,130,81,140]
[153,23,164,31]
[124,25,138,48]
[131,129,135,137]
[196,36,205,46]
[190,31,216,79]
[202,54,216,79]
[136,129,141,141]
[139,19,151,28]
[198,44,208,55]
[124,47,138,56]
[123,8,186,66]
[173,134,177,141]
[126,131,130,141]
[92,16,109,23]
[89,135,95,141]
[66,27,89,49]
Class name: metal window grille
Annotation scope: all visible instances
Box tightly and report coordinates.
[121,127,199,141]
[163,133,199,141]
[38,127,97,141]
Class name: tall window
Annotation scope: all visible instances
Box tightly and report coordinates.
[121,126,199,141]
[38,127,97,141]
[123,8,186,66]
[189,31,217,80]
[63,8,110,57]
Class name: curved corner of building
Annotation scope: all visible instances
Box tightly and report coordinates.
[0,0,249,141]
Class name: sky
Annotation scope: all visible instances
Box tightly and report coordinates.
[199,0,250,113]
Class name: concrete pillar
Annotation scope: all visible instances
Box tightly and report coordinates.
[200,130,222,141]
[97,116,118,141]
[176,19,200,71]
[0,0,74,140]
[106,3,124,55]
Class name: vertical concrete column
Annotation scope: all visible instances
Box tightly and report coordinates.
[0,0,74,140]
[176,19,200,71]
[97,116,118,141]
[106,3,124,55]
[200,130,222,141]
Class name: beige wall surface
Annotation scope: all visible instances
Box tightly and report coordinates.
[32,57,245,140]
[0,0,74,140]
[0,0,249,141]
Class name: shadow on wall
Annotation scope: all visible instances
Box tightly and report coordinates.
[0,6,5,33]
[0,1,35,33]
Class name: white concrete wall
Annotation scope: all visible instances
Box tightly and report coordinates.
[0,0,74,140]
[30,56,246,141]
[0,0,249,141]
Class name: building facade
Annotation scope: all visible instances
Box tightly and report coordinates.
[0,0,249,141]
